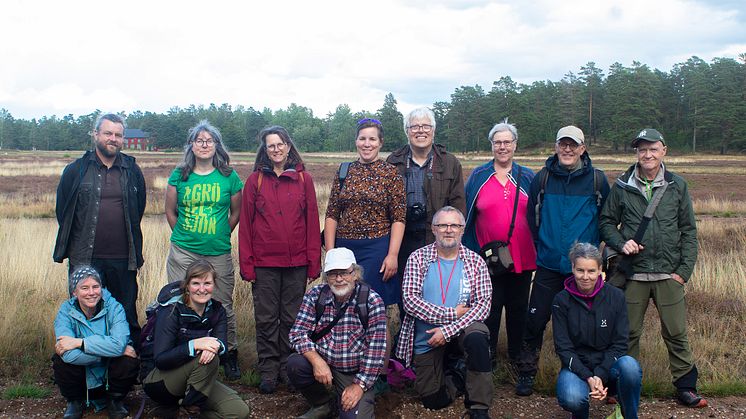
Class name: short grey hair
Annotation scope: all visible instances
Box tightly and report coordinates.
[403,107,436,133]
[487,120,517,143]
[94,113,126,132]
[432,205,465,225]
[568,242,602,267]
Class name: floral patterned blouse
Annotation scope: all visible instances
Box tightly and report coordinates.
[325,159,406,239]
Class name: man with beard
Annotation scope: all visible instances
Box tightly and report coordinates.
[54,113,147,347]
[288,248,387,419]
[395,206,493,419]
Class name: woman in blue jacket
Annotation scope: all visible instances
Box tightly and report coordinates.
[52,266,139,419]
[142,260,250,418]
[552,243,642,419]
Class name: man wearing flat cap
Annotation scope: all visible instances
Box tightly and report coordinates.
[600,128,706,408]
[515,125,610,396]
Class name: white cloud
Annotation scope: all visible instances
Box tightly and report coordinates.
[0,0,743,119]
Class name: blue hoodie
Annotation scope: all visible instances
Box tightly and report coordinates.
[53,288,129,390]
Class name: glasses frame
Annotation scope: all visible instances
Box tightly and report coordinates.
[556,141,580,151]
[407,124,433,133]
[266,142,287,152]
[326,269,354,280]
[193,139,216,147]
[433,223,465,231]
[490,139,516,148]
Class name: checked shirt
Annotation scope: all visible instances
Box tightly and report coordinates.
[289,282,387,390]
[395,243,492,367]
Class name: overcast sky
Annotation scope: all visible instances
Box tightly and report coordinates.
[1,0,744,120]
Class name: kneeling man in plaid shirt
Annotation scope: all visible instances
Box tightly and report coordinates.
[395,206,493,418]
[288,247,387,419]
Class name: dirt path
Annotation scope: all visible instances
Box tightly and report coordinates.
[2,383,744,418]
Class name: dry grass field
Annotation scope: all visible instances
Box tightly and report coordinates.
[0,149,745,404]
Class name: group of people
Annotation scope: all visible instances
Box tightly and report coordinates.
[50,110,705,419]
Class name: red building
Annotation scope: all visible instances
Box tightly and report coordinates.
[124,129,150,151]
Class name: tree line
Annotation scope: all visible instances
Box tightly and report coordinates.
[1,55,744,154]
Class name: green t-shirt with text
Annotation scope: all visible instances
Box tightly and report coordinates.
[168,168,243,255]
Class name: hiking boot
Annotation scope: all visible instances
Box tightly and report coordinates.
[223,349,241,381]
[677,390,708,408]
[515,374,535,396]
[107,398,129,419]
[146,403,179,419]
[462,408,491,418]
[296,403,332,419]
[259,379,277,394]
[180,404,201,418]
[63,400,84,419]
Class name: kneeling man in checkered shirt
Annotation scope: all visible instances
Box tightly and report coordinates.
[395,206,493,418]
[288,247,387,419]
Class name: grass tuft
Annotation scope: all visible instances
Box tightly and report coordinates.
[2,384,51,400]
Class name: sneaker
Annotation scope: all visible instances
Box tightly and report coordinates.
[296,403,332,419]
[63,400,84,419]
[677,390,708,408]
[223,349,241,381]
[515,375,535,396]
[259,379,277,394]
[107,398,129,419]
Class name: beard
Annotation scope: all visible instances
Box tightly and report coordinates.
[436,236,460,250]
[329,281,356,300]
[95,139,120,158]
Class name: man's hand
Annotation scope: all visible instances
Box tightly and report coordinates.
[671,273,685,285]
[123,345,138,358]
[312,359,333,386]
[426,328,446,347]
[455,304,469,318]
[380,254,398,282]
[586,376,607,401]
[55,336,82,356]
[340,383,364,412]
[622,239,644,255]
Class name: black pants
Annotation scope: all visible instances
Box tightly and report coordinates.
[516,267,566,376]
[52,354,140,401]
[484,270,532,362]
[70,258,141,347]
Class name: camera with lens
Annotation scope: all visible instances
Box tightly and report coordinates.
[406,203,427,222]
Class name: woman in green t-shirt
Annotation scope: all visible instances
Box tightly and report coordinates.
[164,120,244,380]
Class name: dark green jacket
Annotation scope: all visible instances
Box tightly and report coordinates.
[599,164,698,281]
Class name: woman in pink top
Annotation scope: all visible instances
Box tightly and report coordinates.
[463,121,536,367]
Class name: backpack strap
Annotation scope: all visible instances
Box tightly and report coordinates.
[311,283,370,342]
[338,162,351,190]
[534,168,549,228]
[354,283,370,330]
[593,168,603,209]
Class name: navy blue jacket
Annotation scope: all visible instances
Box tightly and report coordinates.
[463,160,535,253]
[527,153,609,274]
[552,279,629,383]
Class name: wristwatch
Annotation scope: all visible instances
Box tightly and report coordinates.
[358,382,366,392]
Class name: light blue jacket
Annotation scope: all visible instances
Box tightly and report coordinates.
[53,289,129,390]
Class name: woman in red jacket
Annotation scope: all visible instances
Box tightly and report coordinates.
[238,125,322,394]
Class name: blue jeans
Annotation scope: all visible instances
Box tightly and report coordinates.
[556,355,642,419]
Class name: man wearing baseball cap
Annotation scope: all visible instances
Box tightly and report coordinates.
[287,248,387,418]
[600,128,706,407]
[515,125,610,396]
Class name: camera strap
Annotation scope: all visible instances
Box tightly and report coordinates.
[505,165,523,244]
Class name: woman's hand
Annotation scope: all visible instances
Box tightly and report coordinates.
[55,336,82,356]
[193,337,221,354]
[379,253,398,282]
[198,349,216,365]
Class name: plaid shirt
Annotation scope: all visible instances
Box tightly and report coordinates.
[289,282,387,390]
[395,243,492,367]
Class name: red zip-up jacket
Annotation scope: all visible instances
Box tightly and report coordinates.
[239,165,321,281]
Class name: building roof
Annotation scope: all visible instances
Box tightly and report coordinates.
[124,128,150,138]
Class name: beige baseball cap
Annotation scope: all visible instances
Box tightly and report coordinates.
[556,125,585,145]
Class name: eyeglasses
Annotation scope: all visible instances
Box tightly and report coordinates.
[266,142,287,152]
[326,270,354,280]
[556,141,580,151]
[490,139,515,148]
[433,223,464,231]
[357,118,382,126]
[194,139,215,147]
[408,124,433,133]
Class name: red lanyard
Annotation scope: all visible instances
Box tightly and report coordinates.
[438,257,458,305]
